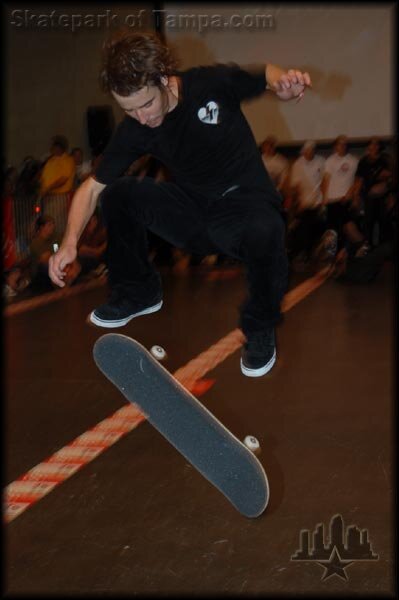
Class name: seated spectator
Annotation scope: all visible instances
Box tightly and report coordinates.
[383,189,397,243]
[77,210,107,275]
[287,141,327,262]
[3,266,20,299]
[40,135,76,238]
[2,164,33,299]
[288,136,373,269]
[313,208,370,268]
[333,237,392,284]
[3,166,18,271]
[29,216,58,291]
[71,147,92,188]
[354,137,393,247]
[261,135,289,194]
[3,265,30,300]
[323,135,360,247]
[29,215,80,291]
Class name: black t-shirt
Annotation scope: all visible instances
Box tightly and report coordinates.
[355,153,391,195]
[94,64,277,198]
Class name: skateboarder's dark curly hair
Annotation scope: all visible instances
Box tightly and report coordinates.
[100,30,179,96]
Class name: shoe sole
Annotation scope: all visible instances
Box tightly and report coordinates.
[88,300,163,329]
[240,348,276,378]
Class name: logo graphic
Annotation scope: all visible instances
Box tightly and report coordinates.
[198,101,220,124]
[291,514,379,581]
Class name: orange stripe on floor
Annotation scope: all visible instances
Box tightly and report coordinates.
[4,405,145,522]
[4,267,331,523]
[281,265,331,312]
[4,275,107,317]
[174,265,332,388]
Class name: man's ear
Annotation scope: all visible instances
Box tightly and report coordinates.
[160,75,169,86]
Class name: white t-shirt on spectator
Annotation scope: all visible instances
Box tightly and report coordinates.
[325,153,358,202]
[290,155,325,210]
[262,153,289,189]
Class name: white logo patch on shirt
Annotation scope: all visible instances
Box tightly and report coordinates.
[198,101,220,124]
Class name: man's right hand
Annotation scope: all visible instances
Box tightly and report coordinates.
[48,244,77,287]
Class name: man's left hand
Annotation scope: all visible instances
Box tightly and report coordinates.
[273,69,312,102]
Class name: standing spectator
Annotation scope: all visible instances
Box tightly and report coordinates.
[354,137,393,247]
[261,135,289,194]
[71,147,92,189]
[40,135,76,239]
[15,157,42,197]
[13,157,43,257]
[288,141,329,261]
[323,135,359,246]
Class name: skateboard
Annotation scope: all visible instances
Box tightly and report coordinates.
[93,334,269,518]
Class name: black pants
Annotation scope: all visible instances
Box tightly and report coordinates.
[99,176,288,336]
[363,194,390,246]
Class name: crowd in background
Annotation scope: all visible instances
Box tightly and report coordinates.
[3,135,107,298]
[265,134,396,283]
[2,133,396,301]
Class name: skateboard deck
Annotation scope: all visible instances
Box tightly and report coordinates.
[93,334,269,518]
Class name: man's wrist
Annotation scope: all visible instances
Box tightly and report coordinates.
[62,237,78,249]
[265,63,286,90]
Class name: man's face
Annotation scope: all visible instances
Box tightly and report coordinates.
[112,83,170,128]
[367,140,380,160]
[303,147,315,161]
[335,137,347,156]
[51,144,64,156]
[262,139,276,156]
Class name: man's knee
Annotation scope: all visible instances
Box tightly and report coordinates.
[241,214,286,260]
[99,176,130,204]
[99,176,140,220]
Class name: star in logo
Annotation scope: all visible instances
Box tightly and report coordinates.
[317,547,354,581]
[291,514,379,582]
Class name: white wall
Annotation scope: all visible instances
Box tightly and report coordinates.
[4,3,394,165]
[4,3,152,165]
[164,3,394,143]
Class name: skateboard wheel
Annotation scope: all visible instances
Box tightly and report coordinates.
[150,345,167,360]
[244,436,260,453]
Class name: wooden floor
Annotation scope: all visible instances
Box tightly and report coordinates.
[4,263,395,595]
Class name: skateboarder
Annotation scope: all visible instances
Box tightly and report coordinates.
[49,30,311,377]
